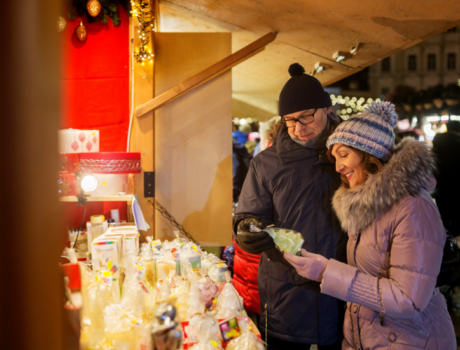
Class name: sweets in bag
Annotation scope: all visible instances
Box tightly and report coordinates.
[264,227,304,255]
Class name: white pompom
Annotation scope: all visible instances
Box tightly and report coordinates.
[365,101,398,128]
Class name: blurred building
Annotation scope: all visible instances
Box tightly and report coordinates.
[369,26,460,97]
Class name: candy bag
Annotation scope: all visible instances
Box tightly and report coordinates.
[197,277,220,309]
[188,277,205,318]
[79,263,115,347]
[103,304,139,350]
[187,315,223,350]
[264,227,304,255]
[226,332,264,350]
[208,263,230,292]
[215,282,247,319]
[121,257,147,318]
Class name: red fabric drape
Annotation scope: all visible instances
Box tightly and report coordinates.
[60,7,130,227]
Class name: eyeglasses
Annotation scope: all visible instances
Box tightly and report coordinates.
[281,109,317,128]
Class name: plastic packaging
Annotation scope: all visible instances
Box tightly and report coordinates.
[215,283,247,319]
[187,279,205,318]
[226,332,264,350]
[62,247,78,264]
[92,238,121,301]
[208,263,230,292]
[103,304,139,350]
[156,258,178,281]
[140,243,156,289]
[121,257,147,317]
[79,263,115,347]
[264,227,304,255]
[197,277,220,309]
[155,278,172,303]
[186,314,222,350]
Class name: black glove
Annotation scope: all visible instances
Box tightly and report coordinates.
[236,217,275,254]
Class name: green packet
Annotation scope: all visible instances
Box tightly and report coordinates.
[264,227,304,255]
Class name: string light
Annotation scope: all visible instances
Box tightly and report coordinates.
[131,0,155,64]
[330,94,382,120]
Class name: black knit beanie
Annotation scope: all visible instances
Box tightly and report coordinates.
[278,63,332,116]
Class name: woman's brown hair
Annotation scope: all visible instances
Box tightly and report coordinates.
[326,145,385,188]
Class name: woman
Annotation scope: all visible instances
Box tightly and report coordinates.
[285,101,456,350]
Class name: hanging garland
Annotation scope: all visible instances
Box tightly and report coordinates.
[66,0,132,26]
[131,0,155,64]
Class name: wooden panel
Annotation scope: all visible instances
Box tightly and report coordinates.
[0,1,64,349]
[128,12,155,239]
[136,32,275,116]
[155,33,232,246]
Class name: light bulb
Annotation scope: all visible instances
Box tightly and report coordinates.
[81,174,98,192]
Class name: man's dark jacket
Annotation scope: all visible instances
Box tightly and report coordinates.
[234,120,348,345]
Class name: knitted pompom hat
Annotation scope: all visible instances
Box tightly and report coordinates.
[326,101,398,160]
[278,63,332,116]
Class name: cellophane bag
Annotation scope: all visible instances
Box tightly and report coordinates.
[62,247,78,263]
[226,332,264,350]
[140,242,156,288]
[208,263,231,293]
[187,314,223,350]
[264,227,304,255]
[79,262,115,348]
[198,277,220,309]
[121,255,147,318]
[187,273,206,319]
[215,282,247,319]
[103,304,139,350]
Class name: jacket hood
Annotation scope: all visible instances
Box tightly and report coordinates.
[332,138,436,236]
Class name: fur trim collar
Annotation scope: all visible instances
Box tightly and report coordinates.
[332,138,435,236]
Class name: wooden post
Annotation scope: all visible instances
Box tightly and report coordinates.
[0,1,64,349]
[128,0,156,240]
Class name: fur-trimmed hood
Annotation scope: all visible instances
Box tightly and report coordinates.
[332,138,436,236]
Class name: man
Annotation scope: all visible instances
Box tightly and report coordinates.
[432,120,460,237]
[233,63,347,350]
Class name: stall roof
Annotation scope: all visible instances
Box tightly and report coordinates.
[160,0,460,118]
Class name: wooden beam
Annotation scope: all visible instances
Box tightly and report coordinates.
[135,32,276,117]
[129,11,155,240]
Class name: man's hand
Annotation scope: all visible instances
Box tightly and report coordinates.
[236,217,275,254]
[284,249,328,282]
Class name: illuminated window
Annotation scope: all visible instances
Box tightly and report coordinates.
[381,57,390,72]
[408,55,417,71]
[427,54,436,70]
[447,53,456,70]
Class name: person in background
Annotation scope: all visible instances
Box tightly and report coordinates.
[232,138,251,203]
[234,63,347,350]
[285,102,455,350]
[233,116,281,329]
[253,116,281,157]
[233,123,251,144]
[432,120,460,237]
[245,131,260,156]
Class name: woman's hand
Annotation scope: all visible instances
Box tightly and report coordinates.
[284,249,329,282]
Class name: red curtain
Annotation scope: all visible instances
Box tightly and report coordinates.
[60,6,130,227]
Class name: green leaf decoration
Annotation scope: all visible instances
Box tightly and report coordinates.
[65,0,132,25]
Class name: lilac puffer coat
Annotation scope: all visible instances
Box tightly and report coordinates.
[321,138,456,350]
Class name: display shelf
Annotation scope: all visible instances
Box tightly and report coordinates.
[59,195,133,202]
